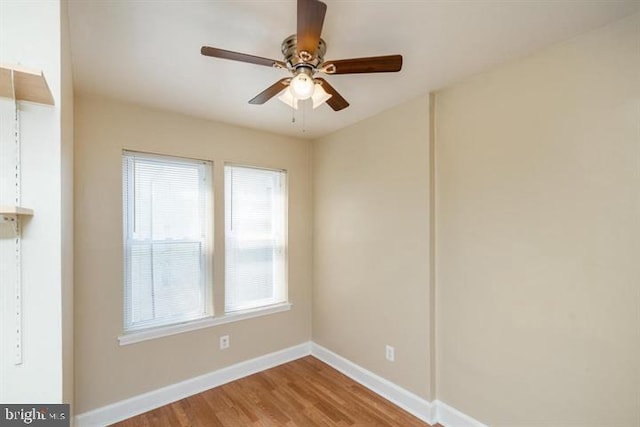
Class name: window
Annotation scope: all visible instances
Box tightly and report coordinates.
[225,165,287,312]
[119,155,289,343]
[122,151,212,332]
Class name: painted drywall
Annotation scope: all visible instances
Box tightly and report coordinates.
[0,0,72,403]
[61,0,75,409]
[435,12,640,426]
[312,95,433,400]
[73,95,312,413]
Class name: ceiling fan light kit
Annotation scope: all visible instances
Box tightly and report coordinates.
[201,0,403,112]
[278,80,333,110]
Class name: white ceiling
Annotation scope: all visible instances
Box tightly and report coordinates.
[68,1,639,139]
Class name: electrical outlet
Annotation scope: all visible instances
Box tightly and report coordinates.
[220,335,230,350]
[385,345,395,362]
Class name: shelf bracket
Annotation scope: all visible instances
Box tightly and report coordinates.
[13,217,22,365]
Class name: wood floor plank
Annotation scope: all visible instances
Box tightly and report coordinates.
[167,402,191,427]
[111,356,437,427]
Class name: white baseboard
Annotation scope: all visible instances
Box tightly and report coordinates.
[75,342,311,427]
[76,341,486,427]
[310,342,437,425]
[435,400,488,427]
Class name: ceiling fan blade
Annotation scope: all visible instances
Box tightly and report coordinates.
[248,78,290,104]
[297,0,327,58]
[201,46,286,68]
[321,55,403,74]
[315,78,349,111]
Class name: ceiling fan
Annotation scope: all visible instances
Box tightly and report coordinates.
[201,0,403,111]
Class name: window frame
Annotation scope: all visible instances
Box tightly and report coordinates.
[223,163,289,314]
[121,150,214,334]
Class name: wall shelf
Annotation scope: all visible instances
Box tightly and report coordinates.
[0,206,34,216]
[0,63,54,105]
[0,206,34,222]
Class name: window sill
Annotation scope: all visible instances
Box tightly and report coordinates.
[118,302,292,346]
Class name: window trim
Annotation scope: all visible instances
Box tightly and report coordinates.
[119,154,293,345]
[118,302,292,346]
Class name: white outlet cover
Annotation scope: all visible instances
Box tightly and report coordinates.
[220,335,230,350]
[385,345,395,362]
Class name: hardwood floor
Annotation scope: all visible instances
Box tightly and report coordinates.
[112,356,438,427]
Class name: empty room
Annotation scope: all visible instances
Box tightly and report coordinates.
[0,0,638,426]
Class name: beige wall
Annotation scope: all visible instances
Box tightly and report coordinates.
[61,0,75,408]
[312,95,433,400]
[74,95,312,413]
[73,10,639,421]
[435,13,640,426]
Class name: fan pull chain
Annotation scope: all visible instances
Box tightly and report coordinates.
[302,102,306,133]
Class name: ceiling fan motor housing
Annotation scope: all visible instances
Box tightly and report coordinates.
[281,34,327,71]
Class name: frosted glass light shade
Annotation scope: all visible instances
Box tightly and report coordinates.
[278,87,299,110]
[311,83,332,109]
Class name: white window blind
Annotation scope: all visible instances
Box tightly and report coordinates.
[225,165,287,312]
[123,151,212,332]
